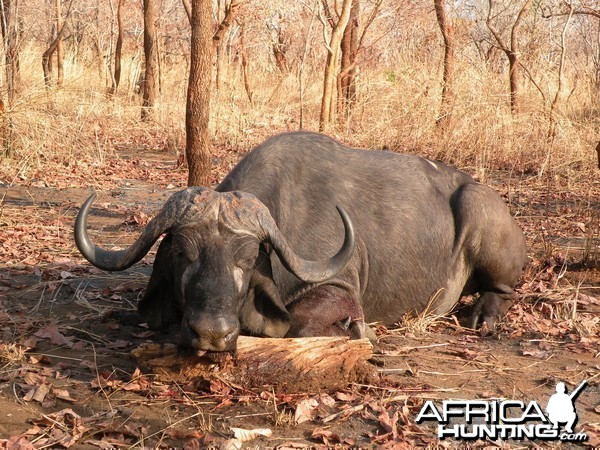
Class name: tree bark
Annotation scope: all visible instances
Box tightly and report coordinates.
[141,0,157,121]
[42,2,70,89]
[486,0,533,115]
[299,0,319,129]
[338,0,359,120]
[132,336,373,392]
[319,0,353,132]
[181,0,191,24]
[434,0,455,129]
[213,0,239,91]
[55,0,63,88]
[271,26,289,73]
[186,0,213,187]
[212,0,239,46]
[547,3,573,141]
[1,0,21,105]
[239,21,253,104]
[110,0,124,95]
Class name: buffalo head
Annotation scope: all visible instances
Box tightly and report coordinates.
[74,188,355,352]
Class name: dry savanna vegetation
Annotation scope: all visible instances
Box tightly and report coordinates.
[0,0,599,448]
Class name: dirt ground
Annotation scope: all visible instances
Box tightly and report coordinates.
[0,147,599,449]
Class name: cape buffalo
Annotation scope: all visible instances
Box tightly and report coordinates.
[75,131,527,352]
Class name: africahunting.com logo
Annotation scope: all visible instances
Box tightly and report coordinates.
[416,380,588,442]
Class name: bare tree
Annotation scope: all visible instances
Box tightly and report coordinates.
[238,19,253,104]
[320,0,382,125]
[213,0,240,91]
[182,0,191,23]
[299,0,319,129]
[338,0,359,119]
[42,0,72,89]
[542,0,600,92]
[109,0,124,95]
[186,0,213,186]
[267,12,289,73]
[141,0,157,121]
[183,0,238,91]
[434,0,455,129]
[543,2,599,19]
[0,0,20,104]
[213,0,240,45]
[486,0,533,114]
[319,0,353,132]
[55,0,64,87]
[547,2,574,141]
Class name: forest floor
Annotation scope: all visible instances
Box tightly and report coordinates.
[0,142,599,449]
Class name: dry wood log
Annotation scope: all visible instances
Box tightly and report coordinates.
[132,336,373,392]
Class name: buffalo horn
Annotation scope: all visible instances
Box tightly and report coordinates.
[74,193,173,271]
[261,206,355,283]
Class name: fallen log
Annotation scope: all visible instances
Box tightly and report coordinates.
[132,336,374,392]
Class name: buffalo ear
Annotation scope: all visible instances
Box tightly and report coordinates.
[137,236,181,329]
[240,270,290,338]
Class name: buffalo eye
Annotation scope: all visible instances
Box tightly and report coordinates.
[233,238,260,270]
[171,232,200,262]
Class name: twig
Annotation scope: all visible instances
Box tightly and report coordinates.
[322,394,407,423]
[129,411,203,448]
[402,369,489,376]
[92,343,114,416]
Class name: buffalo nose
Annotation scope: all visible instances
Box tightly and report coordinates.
[186,316,239,352]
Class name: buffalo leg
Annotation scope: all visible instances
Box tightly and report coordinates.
[285,285,368,339]
[470,290,516,329]
[451,183,526,330]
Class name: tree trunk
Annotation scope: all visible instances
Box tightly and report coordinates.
[55,0,63,88]
[272,29,288,73]
[213,0,239,91]
[298,0,319,130]
[338,0,359,121]
[110,0,124,95]
[132,336,373,393]
[42,27,64,88]
[186,0,213,187]
[319,0,353,132]
[42,0,71,89]
[181,0,191,24]
[486,0,533,115]
[1,0,21,105]
[239,21,253,104]
[42,27,55,87]
[141,0,157,121]
[547,4,573,141]
[434,0,455,129]
[507,52,520,114]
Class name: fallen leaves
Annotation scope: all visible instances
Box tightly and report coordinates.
[1,408,152,449]
[34,324,74,347]
[294,397,318,424]
[231,426,272,441]
[1,140,600,449]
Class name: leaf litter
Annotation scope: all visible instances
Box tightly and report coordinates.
[0,140,599,448]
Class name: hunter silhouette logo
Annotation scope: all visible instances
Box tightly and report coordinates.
[546,380,587,434]
[416,380,589,442]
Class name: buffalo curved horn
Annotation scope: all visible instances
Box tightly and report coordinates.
[259,205,356,283]
[74,193,174,271]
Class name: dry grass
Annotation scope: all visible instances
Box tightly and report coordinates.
[0,343,26,367]
[1,44,598,187]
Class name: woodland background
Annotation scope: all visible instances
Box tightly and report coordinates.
[0,0,599,447]
[0,0,598,181]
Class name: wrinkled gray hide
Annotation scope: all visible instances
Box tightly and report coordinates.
[75,131,527,352]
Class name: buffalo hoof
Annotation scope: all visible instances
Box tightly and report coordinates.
[337,317,377,342]
[470,291,516,331]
